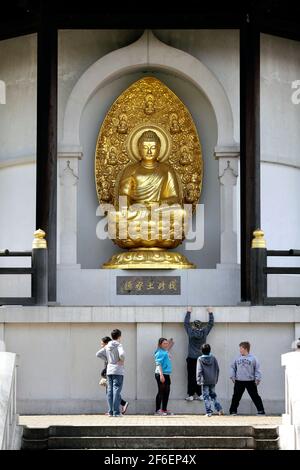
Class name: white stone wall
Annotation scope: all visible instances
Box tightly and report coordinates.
[0,164,35,254]
[0,30,300,300]
[261,34,300,169]
[260,34,300,295]
[0,34,37,254]
[0,34,37,162]
[154,30,240,144]
[1,305,298,415]
[57,266,240,306]
[57,30,144,143]
[280,351,300,449]
[261,34,300,255]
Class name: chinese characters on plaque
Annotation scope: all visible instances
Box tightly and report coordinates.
[117,276,181,295]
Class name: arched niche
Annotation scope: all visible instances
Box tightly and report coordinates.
[60,30,239,156]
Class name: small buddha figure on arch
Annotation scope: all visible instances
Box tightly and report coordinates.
[117,113,128,134]
[144,94,155,115]
[180,145,193,166]
[169,112,180,133]
[108,146,118,165]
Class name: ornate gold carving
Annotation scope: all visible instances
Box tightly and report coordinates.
[95,77,203,269]
[102,248,195,269]
[252,229,266,249]
[95,77,203,212]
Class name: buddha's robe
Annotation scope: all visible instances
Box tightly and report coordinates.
[117,161,181,205]
[111,161,187,248]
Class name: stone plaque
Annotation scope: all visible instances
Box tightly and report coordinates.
[117,276,181,295]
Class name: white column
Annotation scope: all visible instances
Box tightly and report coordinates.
[58,154,81,267]
[0,324,5,352]
[295,324,300,343]
[217,155,239,266]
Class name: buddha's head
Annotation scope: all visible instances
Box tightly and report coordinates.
[138,130,161,163]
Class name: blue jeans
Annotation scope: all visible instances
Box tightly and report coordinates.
[107,375,124,416]
[202,385,222,414]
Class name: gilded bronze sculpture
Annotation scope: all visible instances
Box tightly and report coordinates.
[95,77,203,269]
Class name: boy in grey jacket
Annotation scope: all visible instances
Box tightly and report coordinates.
[96,329,125,417]
[196,344,223,417]
[229,341,265,415]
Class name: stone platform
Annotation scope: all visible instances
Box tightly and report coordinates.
[20,415,281,450]
[19,414,281,427]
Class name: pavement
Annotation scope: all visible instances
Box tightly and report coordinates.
[19,414,281,428]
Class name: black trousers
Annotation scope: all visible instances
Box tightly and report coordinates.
[186,357,202,397]
[155,374,171,411]
[229,380,265,413]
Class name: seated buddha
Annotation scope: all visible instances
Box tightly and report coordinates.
[109,130,188,249]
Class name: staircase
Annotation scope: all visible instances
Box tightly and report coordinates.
[22,424,280,450]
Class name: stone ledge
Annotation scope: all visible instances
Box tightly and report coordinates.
[17,399,284,416]
[0,305,299,323]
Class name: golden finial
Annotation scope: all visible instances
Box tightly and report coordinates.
[32,229,47,249]
[251,229,266,249]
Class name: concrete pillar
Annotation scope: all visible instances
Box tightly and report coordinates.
[58,155,81,267]
[295,323,300,343]
[217,157,239,265]
[0,323,5,351]
[136,323,162,404]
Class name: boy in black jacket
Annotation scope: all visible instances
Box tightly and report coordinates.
[184,306,214,401]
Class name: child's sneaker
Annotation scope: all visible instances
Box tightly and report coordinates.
[164,410,174,415]
[185,395,194,401]
[154,410,163,415]
[121,402,129,415]
[205,413,212,417]
[193,394,203,401]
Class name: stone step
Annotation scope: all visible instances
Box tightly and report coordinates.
[22,425,279,439]
[23,435,257,450]
[255,438,280,450]
[49,448,255,451]
[21,424,280,450]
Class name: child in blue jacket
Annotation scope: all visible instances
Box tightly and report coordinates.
[154,337,174,416]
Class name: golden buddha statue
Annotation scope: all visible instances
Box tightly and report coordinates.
[110,130,187,251]
[95,76,203,269]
